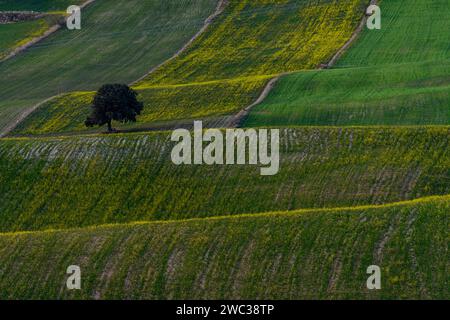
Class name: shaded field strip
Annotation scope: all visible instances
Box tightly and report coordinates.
[1,195,447,236]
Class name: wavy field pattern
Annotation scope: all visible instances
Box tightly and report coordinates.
[0,0,219,133]
[13,76,270,135]
[13,0,368,135]
[246,0,450,126]
[0,196,447,299]
[0,15,60,60]
[139,0,366,85]
[0,127,448,232]
[0,0,448,300]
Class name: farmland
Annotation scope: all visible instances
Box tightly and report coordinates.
[11,0,367,136]
[245,0,450,126]
[0,195,447,299]
[0,0,219,133]
[0,0,448,301]
[0,15,58,60]
[138,0,367,85]
[0,127,448,233]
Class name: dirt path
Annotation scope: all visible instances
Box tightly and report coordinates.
[0,0,96,138]
[0,0,96,63]
[229,0,378,128]
[130,0,229,86]
[0,95,64,138]
[225,76,281,128]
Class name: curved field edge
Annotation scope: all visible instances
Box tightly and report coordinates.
[245,0,450,127]
[0,0,219,134]
[11,76,271,136]
[138,0,367,85]
[244,60,450,127]
[0,15,62,61]
[0,127,448,233]
[0,195,448,299]
[9,0,368,136]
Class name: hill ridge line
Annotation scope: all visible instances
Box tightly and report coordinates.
[130,0,228,86]
[229,0,378,128]
[0,0,227,138]
[0,0,96,138]
[1,194,447,237]
[0,0,96,64]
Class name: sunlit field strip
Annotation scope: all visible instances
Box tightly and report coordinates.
[1,127,448,233]
[0,195,447,299]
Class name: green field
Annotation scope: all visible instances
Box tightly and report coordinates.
[245,0,450,126]
[0,0,218,133]
[1,127,448,233]
[0,0,448,301]
[0,15,61,60]
[11,0,367,136]
[12,76,270,136]
[0,195,447,299]
[138,0,367,85]
[0,0,85,12]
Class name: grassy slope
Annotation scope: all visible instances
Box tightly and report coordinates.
[0,195,448,299]
[0,0,84,11]
[245,0,450,126]
[0,127,448,233]
[12,0,367,135]
[0,0,218,132]
[0,15,61,60]
[13,76,270,135]
[138,0,367,85]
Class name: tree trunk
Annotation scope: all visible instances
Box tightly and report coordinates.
[107,119,113,132]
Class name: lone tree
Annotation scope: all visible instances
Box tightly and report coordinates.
[85,84,143,132]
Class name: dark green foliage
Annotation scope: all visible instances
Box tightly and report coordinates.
[85,84,143,132]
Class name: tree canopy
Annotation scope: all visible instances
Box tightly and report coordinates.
[85,84,143,132]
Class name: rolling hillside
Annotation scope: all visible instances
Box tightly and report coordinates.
[245,0,450,126]
[0,195,447,299]
[0,15,60,60]
[0,0,219,134]
[11,0,368,136]
[0,127,448,233]
[0,0,448,301]
[12,76,270,136]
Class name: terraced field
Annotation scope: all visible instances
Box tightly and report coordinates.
[0,195,447,299]
[0,0,219,133]
[245,0,450,126]
[1,127,448,233]
[12,0,367,136]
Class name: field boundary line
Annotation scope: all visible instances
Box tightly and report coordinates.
[130,0,229,86]
[327,0,378,68]
[0,0,97,137]
[0,94,65,138]
[0,194,447,237]
[230,0,378,128]
[0,0,96,64]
